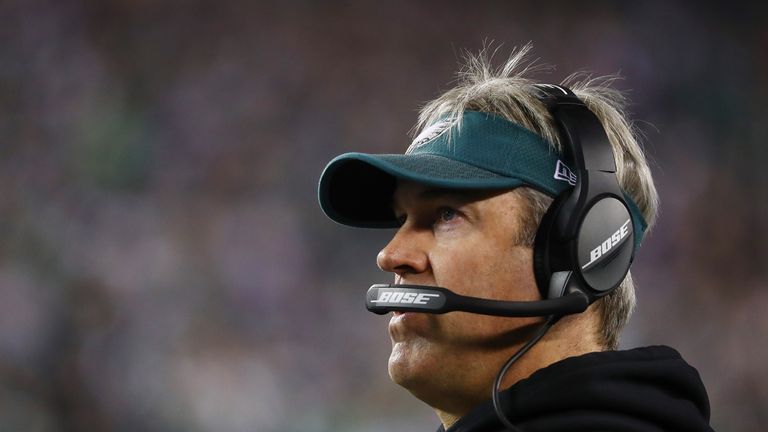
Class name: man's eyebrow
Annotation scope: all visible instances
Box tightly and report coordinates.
[391,187,493,210]
[417,188,457,199]
[417,187,494,201]
[391,188,455,213]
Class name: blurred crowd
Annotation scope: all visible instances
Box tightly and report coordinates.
[0,1,766,431]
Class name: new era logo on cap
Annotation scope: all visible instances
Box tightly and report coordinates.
[554,160,577,185]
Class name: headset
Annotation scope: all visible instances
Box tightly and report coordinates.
[532,84,634,306]
[365,84,635,317]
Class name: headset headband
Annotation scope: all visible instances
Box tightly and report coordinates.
[535,84,617,173]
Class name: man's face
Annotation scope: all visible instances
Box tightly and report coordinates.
[377,181,543,412]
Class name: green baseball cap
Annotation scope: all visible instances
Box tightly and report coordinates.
[318,110,647,245]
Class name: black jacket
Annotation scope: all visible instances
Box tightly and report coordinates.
[438,346,713,432]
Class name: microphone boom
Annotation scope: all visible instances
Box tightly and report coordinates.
[366,284,589,317]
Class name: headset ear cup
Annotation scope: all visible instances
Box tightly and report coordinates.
[532,192,569,299]
[575,195,635,294]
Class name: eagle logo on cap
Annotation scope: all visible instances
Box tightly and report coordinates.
[407,119,454,154]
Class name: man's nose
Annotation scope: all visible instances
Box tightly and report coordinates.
[376,227,429,276]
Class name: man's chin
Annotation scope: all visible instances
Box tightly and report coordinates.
[387,341,436,389]
[387,342,470,413]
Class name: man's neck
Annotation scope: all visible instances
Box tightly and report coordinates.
[436,411,461,431]
[432,312,604,430]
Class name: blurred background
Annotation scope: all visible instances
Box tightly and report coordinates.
[1,0,766,431]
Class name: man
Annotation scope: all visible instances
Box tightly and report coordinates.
[318,47,714,431]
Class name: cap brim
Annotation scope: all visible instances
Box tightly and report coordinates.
[318,152,525,228]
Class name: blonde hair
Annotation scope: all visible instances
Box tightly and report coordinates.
[414,44,659,349]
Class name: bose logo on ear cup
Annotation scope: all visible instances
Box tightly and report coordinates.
[582,219,631,271]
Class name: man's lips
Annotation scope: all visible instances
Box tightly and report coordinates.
[388,309,433,342]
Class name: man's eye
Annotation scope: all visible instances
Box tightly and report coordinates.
[438,207,458,222]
